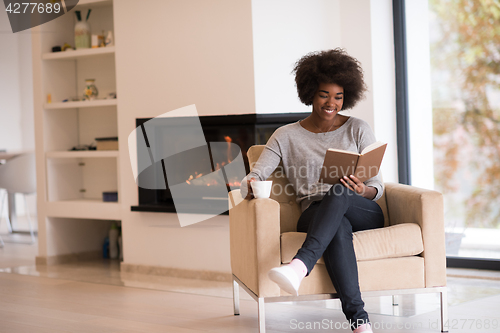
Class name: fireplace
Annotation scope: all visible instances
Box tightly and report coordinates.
[131,113,309,214]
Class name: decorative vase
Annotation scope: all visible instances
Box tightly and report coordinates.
[75,20,91,49]
[84,79,98,100]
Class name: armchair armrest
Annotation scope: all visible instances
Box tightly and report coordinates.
[384,183,446,288]
[229,189,281,297]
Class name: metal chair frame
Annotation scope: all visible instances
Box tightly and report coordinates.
[232,274,448,333]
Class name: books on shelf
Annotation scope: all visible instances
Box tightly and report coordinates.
[96,137,118,150]
[319,141,387,184]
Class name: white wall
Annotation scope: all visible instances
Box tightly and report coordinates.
[338,0,375,127]
[18,33,35,151]
[0,11,34,151]
[114,0,255,273]
[406,0,434,189]
[369,0,398,183]
[114,0,255,118]
[252,0,341,114]
[339,0,398,182]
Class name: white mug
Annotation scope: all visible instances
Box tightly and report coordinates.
[250,180,273,199]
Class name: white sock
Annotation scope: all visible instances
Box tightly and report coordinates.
[353,323,372,333]
[288,258,307,282]
[268,259,307,296]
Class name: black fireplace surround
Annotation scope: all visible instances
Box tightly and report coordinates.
[131,112,309,214]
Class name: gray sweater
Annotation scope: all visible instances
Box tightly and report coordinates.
[242,116,384,212]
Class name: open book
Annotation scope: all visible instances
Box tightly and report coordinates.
[319,141,387,184]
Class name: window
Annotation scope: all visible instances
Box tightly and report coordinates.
[428,0,500,260]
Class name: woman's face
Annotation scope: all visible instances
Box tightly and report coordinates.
[312,82,344,120]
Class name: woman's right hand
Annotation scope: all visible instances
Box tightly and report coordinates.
[244,177,256,200]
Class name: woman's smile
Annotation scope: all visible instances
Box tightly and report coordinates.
[323,107,337,114]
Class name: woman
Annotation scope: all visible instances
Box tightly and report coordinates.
[241,49,384,333]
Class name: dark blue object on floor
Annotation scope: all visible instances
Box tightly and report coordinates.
[103,237,109,258]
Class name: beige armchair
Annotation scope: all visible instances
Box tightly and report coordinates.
[229,145,448,332]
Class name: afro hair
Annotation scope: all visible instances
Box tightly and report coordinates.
[293,48,367,110]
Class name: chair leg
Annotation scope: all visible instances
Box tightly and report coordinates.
[0,191,7,247]
[0,191,3,247]
[0,216,3,248]
[6,192,15,232]
[258,298,266,333]
[392,294,400,316]
[232,278,240,315]
[5,215,12,233]
[0,191,13,233]
[440,288,448,332]
[0,191,11,232]
[22,194,35,244]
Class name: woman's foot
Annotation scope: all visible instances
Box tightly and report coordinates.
[353,323,373,333]
[268,259,307,296]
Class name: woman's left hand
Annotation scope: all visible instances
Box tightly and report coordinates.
[340,174,377,200]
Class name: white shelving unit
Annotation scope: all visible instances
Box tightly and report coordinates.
[32,0,121,261]
[46,151,119,158]
[46,200,120,220]
[44,99,117,109]
[42,45,115,60]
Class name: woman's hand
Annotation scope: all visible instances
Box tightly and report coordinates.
[244,177,256,200]
[340,174,377,200]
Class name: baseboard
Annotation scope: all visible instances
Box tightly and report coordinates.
[35,250,102,265]
[35,254,232,282]
[120,262,232,282]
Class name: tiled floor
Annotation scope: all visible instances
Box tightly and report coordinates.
[1,230,500,332]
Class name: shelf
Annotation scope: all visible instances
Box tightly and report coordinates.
[46,151,118,158]
[42,46,115,60]
[44,99,117,109]
[76,0,113,8]
[131,203,229,215]
[46,199,120,220]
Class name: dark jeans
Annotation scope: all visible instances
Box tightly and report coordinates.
[294,184,384,329]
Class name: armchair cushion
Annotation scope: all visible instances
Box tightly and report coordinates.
[281,223,424,264]
[295,256,425,295]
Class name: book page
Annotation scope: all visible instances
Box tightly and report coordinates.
[360,141,386,155]
[326,148,359,156]
[355,143,387,182]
